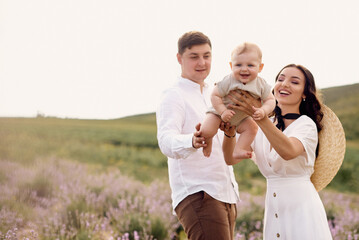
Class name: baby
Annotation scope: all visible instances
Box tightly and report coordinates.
[201,42,275,158]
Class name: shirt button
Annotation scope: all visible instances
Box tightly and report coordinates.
[275,213,278,218]
[277,233,280,238]
[273,192,277,197]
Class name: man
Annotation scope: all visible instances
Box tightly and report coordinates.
[156,31,240,240]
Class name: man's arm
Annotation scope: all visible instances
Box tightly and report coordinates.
[156,89,197,159]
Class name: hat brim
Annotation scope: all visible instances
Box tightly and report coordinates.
[311,104,346,191]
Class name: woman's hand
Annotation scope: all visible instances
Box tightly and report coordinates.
[227,90,262,118]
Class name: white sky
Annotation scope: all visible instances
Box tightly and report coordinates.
[1,0,358,119]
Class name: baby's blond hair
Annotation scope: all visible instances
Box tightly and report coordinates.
[231,42,262,62]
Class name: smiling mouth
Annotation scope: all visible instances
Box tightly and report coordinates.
[279,90,290,95]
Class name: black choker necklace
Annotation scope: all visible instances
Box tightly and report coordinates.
[282,113,301,120]
[276,113,301,130]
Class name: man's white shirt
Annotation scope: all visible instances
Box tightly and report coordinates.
[156,76,240,211]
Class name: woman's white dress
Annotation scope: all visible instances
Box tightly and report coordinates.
[251,116,333,239]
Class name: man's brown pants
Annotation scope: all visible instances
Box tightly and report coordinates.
[175,191,237,240]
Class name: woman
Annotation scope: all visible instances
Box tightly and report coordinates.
[222,64,333,239]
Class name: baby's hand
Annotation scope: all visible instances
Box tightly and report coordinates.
[221,109,235,122]
[252,108,266,121]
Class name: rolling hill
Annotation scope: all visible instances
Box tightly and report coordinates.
[123,83,359,141]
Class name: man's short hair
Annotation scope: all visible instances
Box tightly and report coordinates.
[178,31,212,55]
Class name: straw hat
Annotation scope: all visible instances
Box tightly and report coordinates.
[311,104,346,191]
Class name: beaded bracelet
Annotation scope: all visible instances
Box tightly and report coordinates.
[224,133,236,138]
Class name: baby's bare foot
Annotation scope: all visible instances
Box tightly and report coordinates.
[233,149,252,160]
[203,146,212,157]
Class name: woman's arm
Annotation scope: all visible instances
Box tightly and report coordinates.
[255,117,304,160]
[219,122,244,165]
[228,91,304,160]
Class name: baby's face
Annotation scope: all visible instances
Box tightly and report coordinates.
[231,51,263,84]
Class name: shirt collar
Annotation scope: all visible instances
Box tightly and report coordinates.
[178,76,209,90]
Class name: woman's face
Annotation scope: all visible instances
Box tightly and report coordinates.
[274,67,306,111]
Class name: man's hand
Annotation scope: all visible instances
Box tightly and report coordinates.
[192,123,207,149]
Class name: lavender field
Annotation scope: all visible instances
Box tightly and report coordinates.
[1,113,359,239]
[0,158,359,240]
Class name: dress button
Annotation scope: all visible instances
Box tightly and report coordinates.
[275,213,278,218]
[273,192,277,197]
[277,233,280,238]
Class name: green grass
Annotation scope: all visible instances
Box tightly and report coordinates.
[0,115,167,183]
[1,118,358,193]
[321,83,359,140]
[327,142,359,193]
[233,159,266,195]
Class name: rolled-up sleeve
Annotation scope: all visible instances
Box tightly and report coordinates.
[156,88,196,159]
[288,117,318,166]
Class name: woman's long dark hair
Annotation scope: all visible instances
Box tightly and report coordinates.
[273,64,323,133]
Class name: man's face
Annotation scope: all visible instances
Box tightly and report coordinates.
[177,44,212,84]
